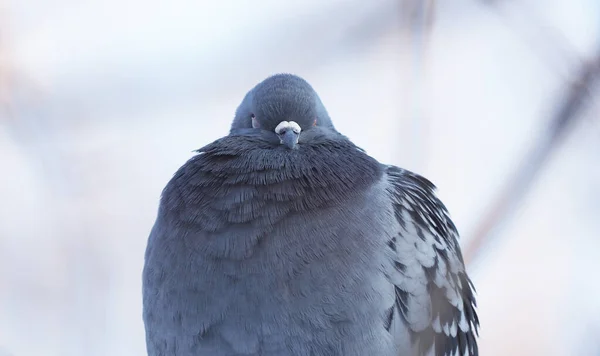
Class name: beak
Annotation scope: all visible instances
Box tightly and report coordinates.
[278,129,300,149]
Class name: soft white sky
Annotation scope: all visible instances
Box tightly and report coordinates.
[1,0,599,355]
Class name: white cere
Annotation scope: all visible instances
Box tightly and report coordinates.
[274,121,302,135]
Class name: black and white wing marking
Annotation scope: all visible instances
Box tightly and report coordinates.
[384,165,479,356]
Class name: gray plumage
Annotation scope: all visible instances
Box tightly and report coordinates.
[142,74,479,356]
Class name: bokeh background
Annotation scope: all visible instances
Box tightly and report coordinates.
[1,0,599,355]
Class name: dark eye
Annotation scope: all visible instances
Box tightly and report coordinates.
[251,114,260,128]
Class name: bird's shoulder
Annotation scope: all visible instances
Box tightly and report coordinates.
[382,165,479,356]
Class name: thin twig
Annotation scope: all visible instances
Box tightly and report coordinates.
[464,49,600,266]
[477,0,581,78]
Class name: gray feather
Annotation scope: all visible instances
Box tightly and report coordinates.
[384,166,479,356]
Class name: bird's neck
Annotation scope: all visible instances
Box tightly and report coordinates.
[158,136,382,259]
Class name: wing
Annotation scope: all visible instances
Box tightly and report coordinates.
[384,165,479,356]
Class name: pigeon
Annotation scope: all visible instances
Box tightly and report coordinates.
[142,73,479,356]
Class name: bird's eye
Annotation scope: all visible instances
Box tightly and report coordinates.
[251,114,260,128]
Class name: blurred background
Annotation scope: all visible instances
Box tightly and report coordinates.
[1,0,599,355]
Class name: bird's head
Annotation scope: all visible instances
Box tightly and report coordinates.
[230,73,336,149]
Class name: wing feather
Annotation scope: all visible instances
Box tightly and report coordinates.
[385,165,479,356]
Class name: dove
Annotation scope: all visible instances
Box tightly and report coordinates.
[142,73,479,356]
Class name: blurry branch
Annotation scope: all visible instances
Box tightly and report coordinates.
[22,1,404,124]
[398,0,436,172]
[0,5,13,121]
[0,5,46,139]
[1,0,434,130]
[399,0,436,29]
[464,48,600,266]
[1,7,110,355]
[477,0,581,77]
[464,0,599,267]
